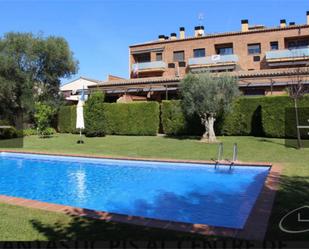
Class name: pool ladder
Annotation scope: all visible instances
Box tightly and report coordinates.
[214,143,238,170]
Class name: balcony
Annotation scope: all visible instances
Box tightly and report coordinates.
[188,54,239,72]
[266,48,309,66]
[132,61,166,73]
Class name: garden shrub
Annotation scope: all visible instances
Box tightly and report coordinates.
[34,102,55,137]
[161,100,186,135]
[84,92,106,137]
[261,95,309,138]
[0,126,18,139]
[0,120,10,126]
[104,102,160,136]
[222,97,265,136]
[161,100,203,136]
[58,105,77,133]
[22,128,37,136]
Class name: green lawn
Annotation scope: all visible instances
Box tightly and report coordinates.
[0,134,308,240]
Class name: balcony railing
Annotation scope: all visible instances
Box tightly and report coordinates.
[188,54,239,66]
[132,61,166,71]
[266,48,309,60]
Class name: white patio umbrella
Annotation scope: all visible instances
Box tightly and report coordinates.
[76,88,85,144]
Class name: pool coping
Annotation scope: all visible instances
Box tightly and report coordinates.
[0,150,281,241]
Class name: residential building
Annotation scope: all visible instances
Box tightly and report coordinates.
[91,11,309,101]
[60,77,101,102]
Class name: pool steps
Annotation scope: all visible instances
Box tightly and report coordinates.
[214,143,238,170]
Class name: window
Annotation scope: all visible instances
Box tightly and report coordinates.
[173,51,185,62]
[179,61,186,67]
[270,41,278,50]
[287,40,309,49]
[215,43,234,55]
[248,43,261,54]
[217,47,233,55]
[243,89,265,96]
[193,48,205,58]
[253,56,260,62]
[134,53,150,63]
[156,53,162,61]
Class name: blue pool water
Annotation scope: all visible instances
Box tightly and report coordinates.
[0,152,270,229]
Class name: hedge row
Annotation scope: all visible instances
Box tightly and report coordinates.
[260,95,309,138]
[58,102,160,136]
[160,100,203,136]
[161,96,309,138]
[221,97,265,136]
[104,102,159,136]
[84,92,106,137]
[58,96,309,138]
[57,105,77,133]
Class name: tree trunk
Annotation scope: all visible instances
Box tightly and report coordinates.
[201,113,217,143]
[294,98,302,149]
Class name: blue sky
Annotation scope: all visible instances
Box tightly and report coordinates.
[0,0,308,84]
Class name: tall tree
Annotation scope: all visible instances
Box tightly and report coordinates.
[180,73,239,143]
[0,32,78,126]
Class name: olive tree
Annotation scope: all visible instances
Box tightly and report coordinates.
[180,73,239,143]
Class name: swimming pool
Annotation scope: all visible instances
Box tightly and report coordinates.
[0,152,270,229]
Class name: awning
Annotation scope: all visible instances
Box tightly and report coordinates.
[131,47,165,55]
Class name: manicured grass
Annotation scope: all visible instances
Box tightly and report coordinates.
[0,202,206,241]
[0,134,308,240]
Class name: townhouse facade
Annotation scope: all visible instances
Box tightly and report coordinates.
[89,11,309,102]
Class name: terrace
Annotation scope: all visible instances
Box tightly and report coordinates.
[188,54,239,72]
[132,61,166,72]
[266,47,309,66]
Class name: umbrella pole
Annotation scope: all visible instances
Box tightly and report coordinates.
[78,128,84,144]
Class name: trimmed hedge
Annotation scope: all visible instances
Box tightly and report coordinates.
[221,97,264,136]
[57,105,77,133]
[104,102,160,136]
[261,95,309,138]
[162,96,309,138]
[161,100,186,135]
[84,92,106,137]
[58,95,309,138]
[161,100,203,136]
[58,101,160,136]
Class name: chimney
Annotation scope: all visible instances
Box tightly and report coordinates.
[158,35,165,41]
[280,19,286,28]
[170,33,177,40]
[289,22,295,26]
[194,26,199,37]
[179,27,185,39]
[198,26,205,36]
[307,11,309,25]
[241,19,249,32]
[164,36,169,40]
[194,26,204,37]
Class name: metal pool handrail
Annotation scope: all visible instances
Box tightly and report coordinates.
[214,142,237,170]
[232,143,238,162]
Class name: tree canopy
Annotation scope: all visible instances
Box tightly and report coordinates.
[180,73,239,142]
[0,32,78,126]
